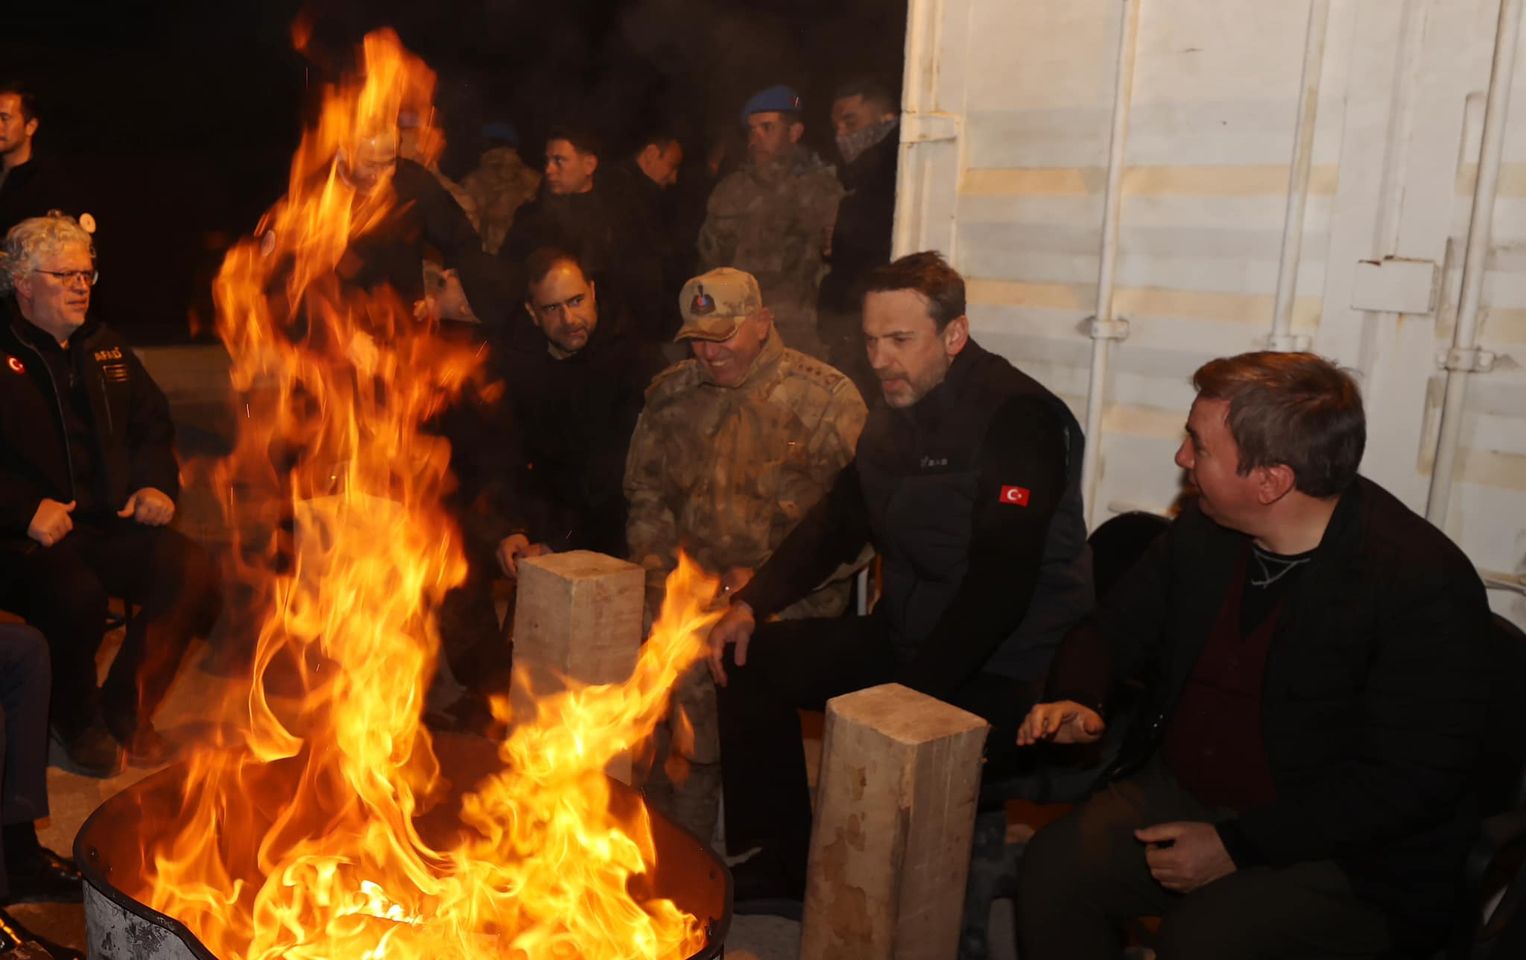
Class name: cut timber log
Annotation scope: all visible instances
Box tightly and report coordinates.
[800,682,989,960]
[509,550,645,781]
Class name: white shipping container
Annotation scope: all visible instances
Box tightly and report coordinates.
[894,0,1526,627]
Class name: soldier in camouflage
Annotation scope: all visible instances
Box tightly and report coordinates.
[697,86,844,362]
[624,267,867,842]
[460,131,542,256]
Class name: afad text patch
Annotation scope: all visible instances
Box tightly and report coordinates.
[998,485,1031,507]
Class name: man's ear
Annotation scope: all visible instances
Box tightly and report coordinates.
[788,122,804,145]
[584,153,599,177]
[942,314,970,357]
[1256,463,1297,505]
[24,117,38,139]
[523,300,538,326]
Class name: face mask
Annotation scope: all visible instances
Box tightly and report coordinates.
[836,117,898,165]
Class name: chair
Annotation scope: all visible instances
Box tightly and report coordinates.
[1438,612,1526,959]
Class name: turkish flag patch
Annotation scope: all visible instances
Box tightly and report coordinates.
[998,485,1031,507]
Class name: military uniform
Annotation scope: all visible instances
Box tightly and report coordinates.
[624,268,866,841]
[460,146,542,256]
[696,148,844,361]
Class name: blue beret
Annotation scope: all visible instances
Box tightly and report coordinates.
[741,85,803,125]
[480,120,520,147]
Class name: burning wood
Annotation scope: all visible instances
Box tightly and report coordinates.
[111,29,725,960]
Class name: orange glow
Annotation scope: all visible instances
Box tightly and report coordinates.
[139,29,719,959]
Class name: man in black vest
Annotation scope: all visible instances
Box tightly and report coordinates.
[1016,352,1491,959]
[0,214,219,776]
[705,250,1094,902]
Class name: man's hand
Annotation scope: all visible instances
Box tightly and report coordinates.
[1016,700,1106,746]
[118,487,175,526]
[27,499,76,547]
[706,600,757,687]
[496,533,547,577]
[1135,821,1236,893]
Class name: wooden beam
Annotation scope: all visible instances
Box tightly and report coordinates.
[509,550,645,781]
[801,682,989,960]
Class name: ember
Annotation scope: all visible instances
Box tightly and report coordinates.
[82,28,726,960]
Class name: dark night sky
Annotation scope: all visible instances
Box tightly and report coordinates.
[1,0,906,342]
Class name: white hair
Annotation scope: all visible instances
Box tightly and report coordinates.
[0,213,95,296]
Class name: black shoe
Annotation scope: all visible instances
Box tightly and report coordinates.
[728,847,805,914]
[0,905,84,958]
[2,846,82,905]
[425,694,501,739]
[47,724,123,779]
[116,723,177,766]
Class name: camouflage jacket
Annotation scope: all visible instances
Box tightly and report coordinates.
[460,146,543,255]
[697,147,844,317]
[624,329,866,621]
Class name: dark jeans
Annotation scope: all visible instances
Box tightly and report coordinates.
[1018,759,1392,960]
[0,624,49,901]
[715,613,1040,888]
[0,517,220,738]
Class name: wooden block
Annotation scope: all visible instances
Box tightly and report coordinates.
[800,683,989,960]
[510,551,645,779]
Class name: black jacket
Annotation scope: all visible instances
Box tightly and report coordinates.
[340,158,506,321]
[1047,478,1492,949]
[738,340,1094,699]
[491,317,663,557]
[0,156,92,235]
[818,126,899,315]
[0,301,179,538]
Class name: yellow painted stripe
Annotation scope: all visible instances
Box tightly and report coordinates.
[969,280,1324,329]
[1454,449,1526,492]
[1455,163,1526,198]
[1102,403,1187,439]
[1484,308,1526,343]
[966,279,1093,310]
[962,164,1340,198]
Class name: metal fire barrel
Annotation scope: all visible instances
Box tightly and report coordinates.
[74,732,730,958]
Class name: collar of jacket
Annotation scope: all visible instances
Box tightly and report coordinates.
[744,145,829,185]
[884,336,987,427]
[2,295,99,352]
[698,325,784,391]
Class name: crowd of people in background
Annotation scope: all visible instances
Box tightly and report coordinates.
[0,61,1513,960]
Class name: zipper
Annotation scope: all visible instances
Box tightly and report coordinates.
[13,336,78,502]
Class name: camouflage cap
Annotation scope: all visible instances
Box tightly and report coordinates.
[675,268,763,342]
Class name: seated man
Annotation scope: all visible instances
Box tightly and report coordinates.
[1016,352,1491,960]
[0,622,86,960]
[432,248,662,729]
[705,251,1093,900]
[625,267,867,843]
[0,213,220,775]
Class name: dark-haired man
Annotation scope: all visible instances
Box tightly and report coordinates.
[432,248,662,731]
[704,251,1093,900]
[1016,352,1491,959]
[698,85,843,361]
[0,83,92,238]
[498,130,665,343]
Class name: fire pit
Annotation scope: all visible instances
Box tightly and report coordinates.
[75,733,730,959]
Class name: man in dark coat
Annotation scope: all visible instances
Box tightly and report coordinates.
[432,247,661,730]
[0,83,91,236]
[704,251,1094,901]
[1016,351,1492,959]
[0,214,219,776]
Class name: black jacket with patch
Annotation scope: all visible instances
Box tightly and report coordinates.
[738,339,1094,698]
[0,300,179,538]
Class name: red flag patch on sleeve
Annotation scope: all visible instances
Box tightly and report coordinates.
[998,485,1031,506]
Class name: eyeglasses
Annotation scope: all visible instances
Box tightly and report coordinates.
[33,269,98,287]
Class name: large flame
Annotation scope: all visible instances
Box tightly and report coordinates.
[140,30,719,959]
